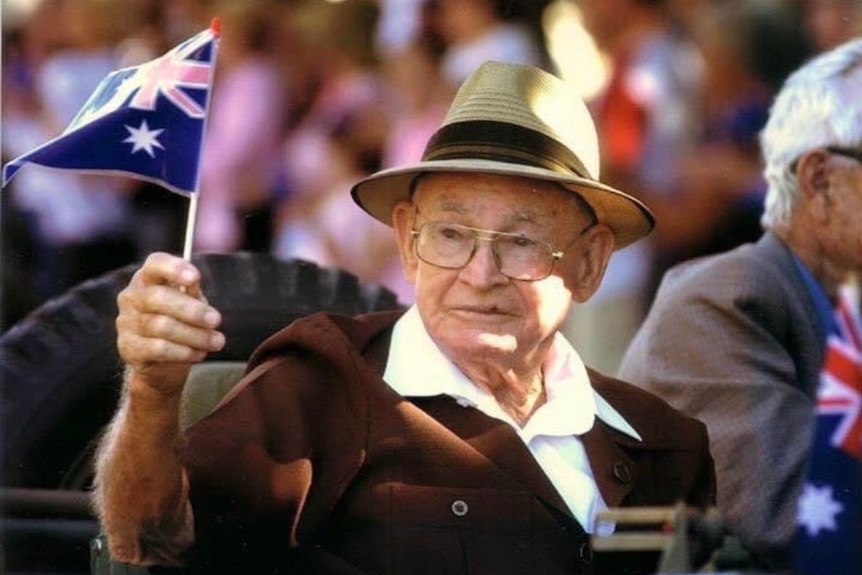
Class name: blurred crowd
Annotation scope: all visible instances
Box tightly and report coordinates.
[2,0,861,369]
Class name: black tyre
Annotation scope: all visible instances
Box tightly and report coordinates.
[1,252,403,489]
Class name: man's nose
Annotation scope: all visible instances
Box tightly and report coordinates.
[459,238,507,286]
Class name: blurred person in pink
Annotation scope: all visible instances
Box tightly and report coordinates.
[380,38,451,172]
[194,0,287,252]
[276,0,384,202]
[370,38,454,301]
[277,112,412,302]
[274,1,394,283]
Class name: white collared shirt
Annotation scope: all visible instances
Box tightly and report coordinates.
[383,306,642,534]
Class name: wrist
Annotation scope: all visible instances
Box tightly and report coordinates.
[124,366,187,407]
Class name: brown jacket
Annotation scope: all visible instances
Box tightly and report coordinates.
[184,310,715,574]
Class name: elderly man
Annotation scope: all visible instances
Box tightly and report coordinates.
[619,39,862,569]
[94,61,715,574]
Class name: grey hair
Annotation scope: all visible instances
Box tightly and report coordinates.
[760,38,862,229]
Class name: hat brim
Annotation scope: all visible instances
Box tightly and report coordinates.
[350,159,655,250]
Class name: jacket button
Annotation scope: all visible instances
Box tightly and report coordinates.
[451,499,469,516]
[578,541,593,564]
[613,461,632,484]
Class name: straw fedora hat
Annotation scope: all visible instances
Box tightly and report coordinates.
[351,60,654,249]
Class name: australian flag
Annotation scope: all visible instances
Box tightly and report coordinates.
[2,25,219,196]
[794,290,862,575]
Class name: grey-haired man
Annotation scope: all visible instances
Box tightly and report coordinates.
[619,38,862,570]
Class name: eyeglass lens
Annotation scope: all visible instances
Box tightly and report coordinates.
[414,222,554,281]
[827,146,862,164]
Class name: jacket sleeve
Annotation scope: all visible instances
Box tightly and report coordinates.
[182,351,369,573]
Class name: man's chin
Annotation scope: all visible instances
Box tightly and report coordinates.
[455,332,519,356]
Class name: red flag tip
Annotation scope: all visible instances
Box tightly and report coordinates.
[210,17,221,38]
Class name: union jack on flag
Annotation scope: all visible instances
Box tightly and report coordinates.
[2,25,219,196]
[794,289,862,575]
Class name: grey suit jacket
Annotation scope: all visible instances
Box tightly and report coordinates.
[618,231,824,565]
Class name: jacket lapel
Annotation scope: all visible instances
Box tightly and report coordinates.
[580,420,638,509]
[410,396,575,520]
[366,329,575,519]
[409,395,661,520]
[369,324,648,524]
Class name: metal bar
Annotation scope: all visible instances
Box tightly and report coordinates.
[591,533,673,551]
[0,487,94,518]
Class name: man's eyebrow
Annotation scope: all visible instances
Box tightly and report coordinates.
[435,201,468,214]
[512,210,543,224]
[431,202,547,225]
[419,195,551,225]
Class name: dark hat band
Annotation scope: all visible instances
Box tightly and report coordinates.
[421,120,592,180]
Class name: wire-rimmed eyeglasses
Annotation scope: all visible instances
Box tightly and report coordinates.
[790,146,862,172]
[826,146,862,165]
[410,221,590,281]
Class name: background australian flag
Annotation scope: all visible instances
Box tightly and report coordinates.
[794,293,862,575]
[1,26,218,196]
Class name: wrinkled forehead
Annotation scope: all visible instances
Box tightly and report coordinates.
[410,172,594,224]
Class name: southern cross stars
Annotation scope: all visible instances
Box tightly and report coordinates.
[797,483,844,537]
[123,120,165,157]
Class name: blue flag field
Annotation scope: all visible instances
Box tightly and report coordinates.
[2,25,218,196]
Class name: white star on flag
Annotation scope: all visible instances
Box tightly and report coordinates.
[123,120,165,158]
[797,483,844,537]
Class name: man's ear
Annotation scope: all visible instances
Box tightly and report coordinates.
[567,224,615,303]
[795,149,832,223]
[391,200,419,284]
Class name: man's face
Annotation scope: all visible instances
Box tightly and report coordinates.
[820,151,862,272]
[392,172,612,371]
[803,0,862,53]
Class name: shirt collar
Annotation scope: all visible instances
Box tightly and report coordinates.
[791,253,837,342]
[384,306,641,441]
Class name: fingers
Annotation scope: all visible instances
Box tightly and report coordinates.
[116,309,224,360]
[131,252,202,292]
[117,252,225,371]
[120,284,220,330]
[117,330,212,366]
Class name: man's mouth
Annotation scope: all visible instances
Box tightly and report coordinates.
[452,305,511,316]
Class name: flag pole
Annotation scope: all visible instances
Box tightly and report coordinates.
[182,17,221,260]
[183,193,200,260]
